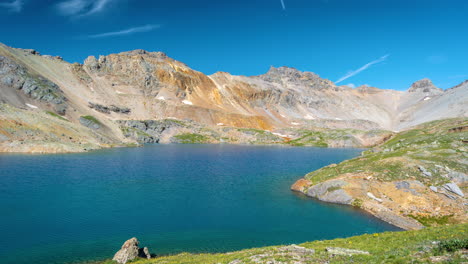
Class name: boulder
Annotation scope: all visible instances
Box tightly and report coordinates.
[113,238,152,264]
[113,238,140,264]
[443,182,464,197]
[139,247,151,259]
[278,244,315,255]
[306,180,352,205]
[418,166,432,177]
[448,171,468,184]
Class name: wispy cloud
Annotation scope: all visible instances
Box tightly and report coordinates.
[56,0,113,17]
[336,54,389,84]
[0,0,24,12]
[280,0,286,10]
[85,24,160,39]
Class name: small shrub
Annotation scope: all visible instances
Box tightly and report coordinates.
[433,238,468,255]
[351,198,363,208]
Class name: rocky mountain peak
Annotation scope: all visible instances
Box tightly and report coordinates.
[408,78,443,94]
[117,49,168,59]
[262,66,319,80]
[257,66,336,90]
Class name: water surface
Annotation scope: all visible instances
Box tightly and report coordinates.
[0,144,400,264]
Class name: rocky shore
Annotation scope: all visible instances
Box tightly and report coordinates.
[291,118,468,230]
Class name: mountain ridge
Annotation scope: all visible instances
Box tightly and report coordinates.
[0,42,467,153]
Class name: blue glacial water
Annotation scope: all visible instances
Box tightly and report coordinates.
[0,144,400,264]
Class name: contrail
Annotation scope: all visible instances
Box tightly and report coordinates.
[336,54,389,84]
[85,24,160,38]
[280,0,286,10]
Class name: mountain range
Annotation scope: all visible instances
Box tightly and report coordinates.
[0,43,466,153]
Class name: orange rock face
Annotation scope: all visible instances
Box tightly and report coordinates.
[291,178,312,192]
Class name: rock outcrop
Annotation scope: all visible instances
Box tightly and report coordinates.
[408,78,443,95]
[292,119,468,230]
[112,237,152,264]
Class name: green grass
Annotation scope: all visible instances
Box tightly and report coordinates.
[81,115,101,125]
[45,111,67,121]
[408,214,454,227]
[173,133,209,144]
[285,128,392,148]
[94,223,468,264]
[433,238,468,255]
[303,118,468,186]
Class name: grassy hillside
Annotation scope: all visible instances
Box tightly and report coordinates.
[292,118,467,230]
[97,223,467,264]
[304,118,467,185]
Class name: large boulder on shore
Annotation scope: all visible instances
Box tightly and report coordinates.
[113,237,152,264]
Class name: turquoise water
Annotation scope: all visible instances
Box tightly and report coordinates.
[0,144,400,264]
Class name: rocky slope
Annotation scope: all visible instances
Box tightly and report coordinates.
[292,118,468,230]
[0,42,467,153]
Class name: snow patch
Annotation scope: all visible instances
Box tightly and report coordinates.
[367,192,383,203]
[272,132,292,138]
[304,114,315,120]
[217,123,224,126]
[291,122,300,126]
[116,90,124,94]
[157,96,165,100]
[335,118,342,120]
[280,114,286,118]
[423,97,431,101]
[26,103,38,109]
[182,100,193,105]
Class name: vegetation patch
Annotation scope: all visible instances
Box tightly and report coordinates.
[351,198,363,208]
[173,133,209,144]
[408,214,454,227]
[93,224,468,264]
[81,115,101,125]
[303,118,468,185]
[433,238,468,255]
[327,186,341,192]
[46,111,67,121]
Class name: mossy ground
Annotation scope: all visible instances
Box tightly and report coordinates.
[95,223,467,264]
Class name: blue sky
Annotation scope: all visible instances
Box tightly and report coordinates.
[0,0,467,90]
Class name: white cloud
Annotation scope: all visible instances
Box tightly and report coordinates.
[280,0,286,10]
[336,54,389,84]
[85,24,160,39]
[56,0,113,17]
[85,0,111,16]
[56,0,87,15]
[0,0,24,12]
[346,83,356,88]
